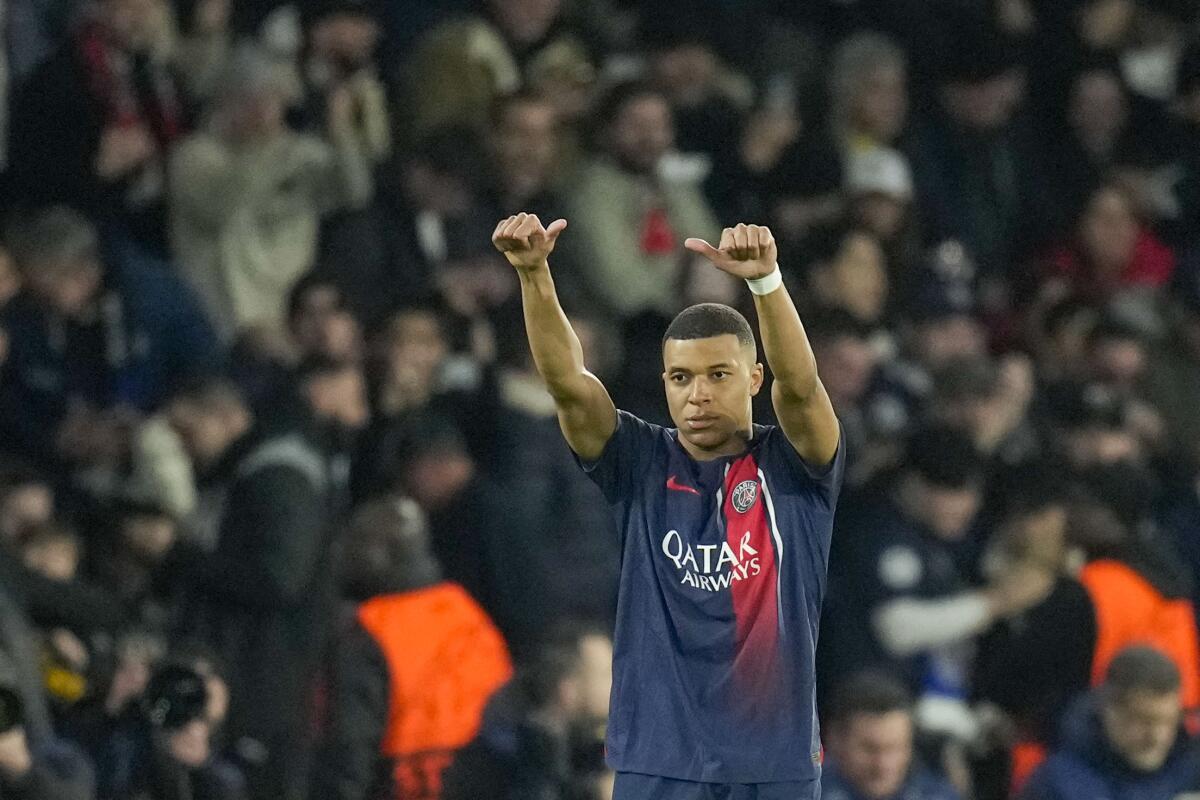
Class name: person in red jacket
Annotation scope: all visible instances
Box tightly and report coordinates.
[311,497,512,800]
[1040,182,1175,305]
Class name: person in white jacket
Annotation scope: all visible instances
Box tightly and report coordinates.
[169,43,373,341]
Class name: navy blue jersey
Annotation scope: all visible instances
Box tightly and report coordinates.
[578,410,845,783]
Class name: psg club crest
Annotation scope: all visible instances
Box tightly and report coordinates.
[731,480,759,514]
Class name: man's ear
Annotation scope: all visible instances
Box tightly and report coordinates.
[750,362,765,396]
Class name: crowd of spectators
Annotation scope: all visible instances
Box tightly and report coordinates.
[0,0,1197,798]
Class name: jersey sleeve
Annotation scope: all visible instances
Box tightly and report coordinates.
[573,410,661,503]
[764,422,847,506]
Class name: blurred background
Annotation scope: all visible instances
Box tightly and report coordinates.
[0,0,1197,798]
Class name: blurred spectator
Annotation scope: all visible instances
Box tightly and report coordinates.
[929,354,1037,460]
[906,20,1041,278]
[1038,182,1176,308]
[804,228,890,330]
[90,663,246,800]
[0,466,53,548]
[87,500,204,633]
[1042,382,1160,524]
[472,314,619,652]
[194,359,366,800]
[401,0,593,138]
[153,377,254,551]
[900,243,989,372]
[767,32,908,249]
[821,671,961,800]
[845,145,921,276]
[563,82,722,320]
[442,625,613,800]
[645,19,751,208]
[487,90,566,218]
[320,127,491,326]
[0,207,220,474]
[169,43,373,341]
[299,0,391,169]
[1020,646,1200,800]
[311,497,511,800]
[821,427,1052,745]
[0,594,96,800]
[286,274,363,363]
[9,0,185,254]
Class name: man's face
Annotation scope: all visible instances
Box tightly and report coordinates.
[489,0,562,46]
[100,0,166,51]
[608,94,674,174]
[309,14,380,70]
[941,71,1023,132]
[26,259,102,318]
[494,100,558,181]
[663,335,763,457]
[831,711,914,800]
[814,335,876,407]
[916,478,981,541]
[852,65,908,141]
[1103,689,1181,772]
[167,401,237,469]
[915,315,987,369]
[1081,188,1139,274]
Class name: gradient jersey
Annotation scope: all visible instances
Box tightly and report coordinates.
[579,411,845,783]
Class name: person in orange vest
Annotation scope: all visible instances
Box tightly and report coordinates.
[976,488,1200,795]
[310,497,513,800]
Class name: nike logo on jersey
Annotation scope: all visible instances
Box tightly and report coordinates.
[666,475,700,495]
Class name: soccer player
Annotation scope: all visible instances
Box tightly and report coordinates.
[492,213,844,799]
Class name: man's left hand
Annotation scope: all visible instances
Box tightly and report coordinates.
[684,223,778,280]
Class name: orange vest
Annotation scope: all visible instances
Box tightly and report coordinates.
[1007,561,1200,797]
[357,583,513,800]
[1079,559,1200,711]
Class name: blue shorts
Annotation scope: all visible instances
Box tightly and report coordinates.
[614,772,821,800]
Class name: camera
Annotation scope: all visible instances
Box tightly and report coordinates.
[142,666,208,731]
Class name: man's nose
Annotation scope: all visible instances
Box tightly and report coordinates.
[688,378,711,404]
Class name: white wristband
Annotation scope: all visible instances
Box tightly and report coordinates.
[745,266,783,296]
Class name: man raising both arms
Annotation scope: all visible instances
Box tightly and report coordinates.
[493,213,844,800]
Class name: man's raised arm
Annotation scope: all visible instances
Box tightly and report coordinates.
[493,213,617,460]
[686,224,839,465]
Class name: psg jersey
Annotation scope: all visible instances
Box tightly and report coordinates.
[578,410,846,783]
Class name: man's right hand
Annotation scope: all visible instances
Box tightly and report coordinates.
[492,213,568,273]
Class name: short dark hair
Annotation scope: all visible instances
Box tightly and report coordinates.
[905,425,985,489]
[287,272,343,324]
[827,671,913,727]
[1104,646,1181,704]
[663,304,756,351]
[597,81,668,130]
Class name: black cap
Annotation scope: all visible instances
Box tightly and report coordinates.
[906,425,985,489]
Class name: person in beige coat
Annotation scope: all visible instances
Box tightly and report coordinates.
[169,44,373,341]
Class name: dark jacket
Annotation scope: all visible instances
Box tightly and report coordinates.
[441,686,578,800]
[90,719,244,800]
[1021,696,1200,800]
[820,761,961,800]
[0,240,219,466]
[197,419,337,800]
